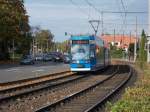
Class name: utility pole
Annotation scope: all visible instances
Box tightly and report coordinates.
[32,38,34,56]
[101,11,104,35]
[129,31,132,61]
[122,31,125,60]
[12,39,15,61]
[47,39,49,53]
[122,31,124,49]
[53,39,56,51]
[134,17,138,62]
[114,29,116,46]
[147,0,150,63]
[130,31,132,44]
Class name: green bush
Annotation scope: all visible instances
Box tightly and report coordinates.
[111,92,150,112]
[111,48,123,59]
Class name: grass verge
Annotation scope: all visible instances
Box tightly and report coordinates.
[107,64,150,112]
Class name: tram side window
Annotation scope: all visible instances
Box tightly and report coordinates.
[90,50,95,58]
[90,46,95,58]
[149,44,150,53]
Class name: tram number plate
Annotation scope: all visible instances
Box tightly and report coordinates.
[78,64,84,68]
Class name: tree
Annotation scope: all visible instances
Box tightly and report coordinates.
[0,0,30,60]
[35,29,54,53]
[128,43,134,60]
[138,30,147,68]
[55,40,70,53]
[16,33,32,55]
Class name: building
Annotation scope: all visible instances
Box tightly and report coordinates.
[100,34,137,51]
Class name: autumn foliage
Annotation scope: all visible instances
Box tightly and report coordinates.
[0,0,30,59]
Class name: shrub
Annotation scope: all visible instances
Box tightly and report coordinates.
[109,65,150,112]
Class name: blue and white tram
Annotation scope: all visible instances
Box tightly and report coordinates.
[70,35,110,72]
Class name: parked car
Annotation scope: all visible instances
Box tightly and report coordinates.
[48,52,64,62]
[51,54,62,62]
[35,54,44,61]
[20,55,35,65]
[43,54,53,61]
[63,55,71,64]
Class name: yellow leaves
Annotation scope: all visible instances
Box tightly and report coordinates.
[141,79,150,86]
[125,87,149,99]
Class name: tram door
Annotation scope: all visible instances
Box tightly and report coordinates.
[90,45,96,67]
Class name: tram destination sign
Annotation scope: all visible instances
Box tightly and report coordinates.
[72,40,89,44]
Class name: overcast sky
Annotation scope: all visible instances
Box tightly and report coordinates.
[24,0,148,42]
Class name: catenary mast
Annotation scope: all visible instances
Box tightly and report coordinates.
[148,0,150,63]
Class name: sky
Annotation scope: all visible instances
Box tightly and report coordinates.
[24,0,148,42]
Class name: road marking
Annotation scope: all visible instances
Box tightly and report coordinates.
[38,66,50,69]
[32,69,45,72]
[5,68,20,72]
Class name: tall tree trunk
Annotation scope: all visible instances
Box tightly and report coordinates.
[0,40,10,60]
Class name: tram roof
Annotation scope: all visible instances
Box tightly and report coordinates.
[70,35,95,40]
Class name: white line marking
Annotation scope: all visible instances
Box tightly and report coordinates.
[5,68,19,72]
[32,69,45,72]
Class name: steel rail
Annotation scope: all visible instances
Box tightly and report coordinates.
[0,66,112,103]
[0,71,71,88]
[84,65,133,112]
[0,73,86,102]
[0,71,73,93]
[35,65,119,112]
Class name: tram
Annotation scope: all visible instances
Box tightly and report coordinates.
[70,35,110,72]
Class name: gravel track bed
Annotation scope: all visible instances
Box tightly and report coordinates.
[0,73,75,100]
[95,65,134,112]
[42,65,129,112]
[0,66,115,112]
[0,75,84,111]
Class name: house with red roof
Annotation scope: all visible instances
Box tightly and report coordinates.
[100,34,137,51]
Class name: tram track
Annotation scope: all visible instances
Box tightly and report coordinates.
[84,66,133,112]
[0,73,83,102]
[35,65,132,112]
[0,71,71,91]
[0,66,114,112]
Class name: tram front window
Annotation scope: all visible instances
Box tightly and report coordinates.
[71,44,90,61]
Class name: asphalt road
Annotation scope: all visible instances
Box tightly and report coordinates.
[0,62,70,83]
